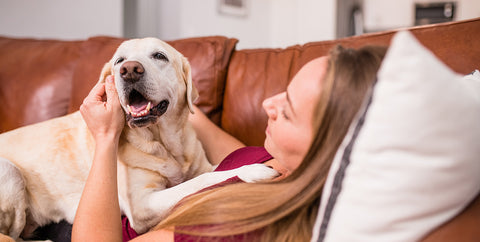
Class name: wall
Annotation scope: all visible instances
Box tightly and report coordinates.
[0,0,336,49]
[136,0,337,49]
[1,0,477,49]
[271,0,336,48]
[363,0,480,31]
[0,0,123,40]
[336,0,363,37]
[124,0,161,39]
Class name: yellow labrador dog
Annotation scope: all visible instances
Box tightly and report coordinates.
[0,38,278,240]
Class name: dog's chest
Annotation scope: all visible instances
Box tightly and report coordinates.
[118,133,192,185]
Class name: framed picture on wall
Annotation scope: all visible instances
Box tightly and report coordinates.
[218,0,249,17]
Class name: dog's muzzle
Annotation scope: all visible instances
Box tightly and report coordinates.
[120,61,170,128]
[126,99,169,128]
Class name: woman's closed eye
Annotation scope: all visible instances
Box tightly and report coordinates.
[281,106,290,120]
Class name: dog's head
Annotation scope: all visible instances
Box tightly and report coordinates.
[99,38,198,128]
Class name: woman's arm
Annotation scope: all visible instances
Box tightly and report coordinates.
[72,76,125,242]
[189,106,245,166]
[72,136,122,242]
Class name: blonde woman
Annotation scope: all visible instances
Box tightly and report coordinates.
[72,45,386,242]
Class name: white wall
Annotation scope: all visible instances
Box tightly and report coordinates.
[363,0,480,31]
[269,0,336,48]
[0,0,123,40]
[148,0,336,49]
[455,0,480,21]
[0,0,336,49]
[167,0,272,49]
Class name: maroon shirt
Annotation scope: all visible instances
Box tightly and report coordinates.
[122,146,273,241]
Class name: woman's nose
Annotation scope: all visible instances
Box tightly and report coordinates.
[263,93,282,120]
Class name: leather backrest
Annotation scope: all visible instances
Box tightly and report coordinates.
[221,18,480,146]
[0,37,82,133]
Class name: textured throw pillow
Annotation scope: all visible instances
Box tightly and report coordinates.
[311,31,480,242]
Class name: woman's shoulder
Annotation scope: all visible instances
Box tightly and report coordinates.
[214,146,273,172]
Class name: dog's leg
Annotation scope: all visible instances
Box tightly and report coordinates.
[0,158,28,240]
[126,164,279,234]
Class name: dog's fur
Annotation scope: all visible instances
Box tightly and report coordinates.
[0,38,278,240]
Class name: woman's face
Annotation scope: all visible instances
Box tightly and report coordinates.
[263,56,328,172]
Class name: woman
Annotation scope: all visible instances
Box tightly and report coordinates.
[72,45,386,242]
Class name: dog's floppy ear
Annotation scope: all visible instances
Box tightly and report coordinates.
[98,62,113,83]
[182,56,198,114]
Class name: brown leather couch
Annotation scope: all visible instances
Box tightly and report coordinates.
[1,18,479,241]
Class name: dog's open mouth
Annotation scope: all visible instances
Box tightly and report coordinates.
[127,89,152,118]
[125,89,169,127]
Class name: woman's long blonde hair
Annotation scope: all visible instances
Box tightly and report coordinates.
[154,45,387,241]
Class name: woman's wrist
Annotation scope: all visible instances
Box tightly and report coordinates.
[93,132,121,149]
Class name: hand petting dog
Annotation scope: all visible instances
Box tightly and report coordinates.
[80,75,124,142]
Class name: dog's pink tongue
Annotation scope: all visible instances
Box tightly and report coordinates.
[130,102,148,113]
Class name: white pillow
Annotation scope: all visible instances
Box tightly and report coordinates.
[311,31,480,242]
[464,69,480,81]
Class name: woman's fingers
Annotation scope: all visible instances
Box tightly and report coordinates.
[104,75,121,110]
[79,75,124,140]
[84,82,106,104]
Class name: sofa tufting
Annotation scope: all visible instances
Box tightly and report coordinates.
[0,18,479,241]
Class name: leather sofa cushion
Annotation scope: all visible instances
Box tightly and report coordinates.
[68,36,238,125]
[0,37,82,133]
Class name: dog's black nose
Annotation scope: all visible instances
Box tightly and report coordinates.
[120,61,145,83]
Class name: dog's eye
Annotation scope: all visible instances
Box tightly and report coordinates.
[115,57,125,65]
[152,52,168,62]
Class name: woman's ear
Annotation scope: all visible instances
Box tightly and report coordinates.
[98,62,113,83]
[182,56,199,114]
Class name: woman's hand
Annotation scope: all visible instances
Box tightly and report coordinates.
[80,75,124,142]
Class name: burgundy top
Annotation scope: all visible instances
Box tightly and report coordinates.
[122,146,273,241]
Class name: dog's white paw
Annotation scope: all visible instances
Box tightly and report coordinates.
[235,164,280,183]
